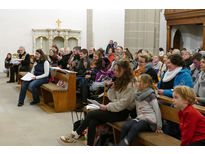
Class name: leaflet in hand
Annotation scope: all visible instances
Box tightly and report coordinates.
[10,58,22,65]
[86,104,100,110]
[21,72,35,81]
[87,99,101,106]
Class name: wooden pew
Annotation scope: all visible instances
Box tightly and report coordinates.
[19,69,76,113]
[106,94,205,146]
[41,69,76,112]
[106,103,181,146]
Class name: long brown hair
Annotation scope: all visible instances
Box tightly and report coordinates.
[114,60,136,92]
[35,49,47,63]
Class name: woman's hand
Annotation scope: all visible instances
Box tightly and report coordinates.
[100,104,107,111]
[106,80,115,89]
[155,128,163,133]
[157,89,164,95]
[32,76,36,80]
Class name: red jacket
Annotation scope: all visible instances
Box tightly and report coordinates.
[108,54,114,64]
[178,105,205,146]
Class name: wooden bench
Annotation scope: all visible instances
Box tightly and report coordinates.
[40,69,76,112]
[106,102,181,146]
[106,94,205,146]
[19,69,76,112]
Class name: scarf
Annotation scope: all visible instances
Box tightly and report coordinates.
[152,61,162,70]
[135,87,154,101]
[162,67,182,82]
[194,71,205,95]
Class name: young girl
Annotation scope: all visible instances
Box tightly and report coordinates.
[173,86,205,146]
[119,74,162,146]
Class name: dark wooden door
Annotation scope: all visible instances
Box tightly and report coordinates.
[173,29,181,49]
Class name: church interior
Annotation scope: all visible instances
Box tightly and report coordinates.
[1,3,205,150]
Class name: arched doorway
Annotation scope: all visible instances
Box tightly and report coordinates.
[53,36,64,49]
[173,29,182,49]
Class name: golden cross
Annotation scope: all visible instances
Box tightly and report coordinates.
[56,18,62,29]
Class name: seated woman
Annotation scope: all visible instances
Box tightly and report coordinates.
[152,55,162,74]
[18,49,49,107]
[134,54,158,83]
[173,86,205,146]
[48,49,58,67]
[57,60,136,146]
[4,53,12,76]
[194,55,205,106]
[158,54,193,97]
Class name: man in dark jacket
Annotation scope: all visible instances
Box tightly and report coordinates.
[105,40,114,55]
[58,47,72,69]
[7,46,30,83]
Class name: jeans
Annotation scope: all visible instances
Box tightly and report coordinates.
[76,109,130,146]
[18,77,49,104]
[120,120,151,144]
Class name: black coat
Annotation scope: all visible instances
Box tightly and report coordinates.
[58,53,72,69]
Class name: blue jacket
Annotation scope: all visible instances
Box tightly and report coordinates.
[158,68,193,97]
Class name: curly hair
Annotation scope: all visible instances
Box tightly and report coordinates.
[114,60,136,92]
[168,54,185,67]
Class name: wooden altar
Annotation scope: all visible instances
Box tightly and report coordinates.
[164,9,205,50]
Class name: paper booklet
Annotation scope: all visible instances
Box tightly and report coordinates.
[21,72,35,81]
[86,104,100,110]
[87,99,101,106]
[10,58,22,65]
[50,67,77,73]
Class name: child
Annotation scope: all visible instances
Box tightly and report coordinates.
[119,74,162,146]
[173,86,205,146]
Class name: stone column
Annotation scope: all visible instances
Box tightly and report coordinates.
[124,9,161,55]
[87,9,94,48]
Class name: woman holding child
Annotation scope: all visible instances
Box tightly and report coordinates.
[57,60,136,146]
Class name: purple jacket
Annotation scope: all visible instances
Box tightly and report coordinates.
[95,69,114,82]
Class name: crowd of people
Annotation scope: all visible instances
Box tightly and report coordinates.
[3,40,205,146]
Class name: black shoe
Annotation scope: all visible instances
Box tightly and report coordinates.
[30,101,40,105]
[7,80,14,83]
[18,103,24,107]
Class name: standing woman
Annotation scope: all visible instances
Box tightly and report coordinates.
[18,49,49,107]
[58,60,136,146]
